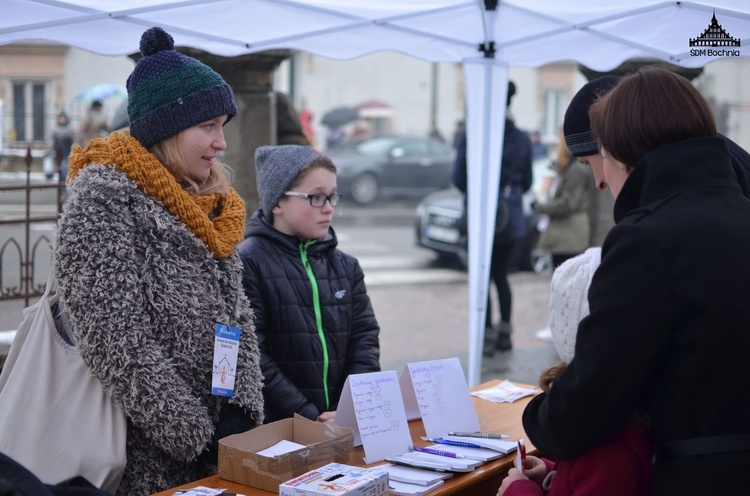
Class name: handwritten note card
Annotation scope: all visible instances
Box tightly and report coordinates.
[335,371,412,464]
[400,357,480,439]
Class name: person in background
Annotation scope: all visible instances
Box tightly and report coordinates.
[54,27,265,495]
[532,133,593,269]
[530,130,548,159]
[276,92,312,147]
[50,111,75,187]
[453,80,533,354]
[238,145,380,424]
[75,100,108,148]
[452,119,466,150]
[498,248,654,496]
[299,107,316,148]
[523,66,750,495]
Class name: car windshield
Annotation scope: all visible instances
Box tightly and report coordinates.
[352,137,399,156]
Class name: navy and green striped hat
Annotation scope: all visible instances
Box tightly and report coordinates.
[127,27,237,148]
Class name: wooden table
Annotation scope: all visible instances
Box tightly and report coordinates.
[152,380,538,496]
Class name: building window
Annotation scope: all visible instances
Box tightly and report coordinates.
[10,80,49,144]
[543,87,566,139]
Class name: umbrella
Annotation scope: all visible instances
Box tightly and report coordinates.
[74,83,127,101]
[321,106,359,129]
[109,98,129,131]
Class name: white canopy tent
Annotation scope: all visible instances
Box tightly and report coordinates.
[3,0,748,385]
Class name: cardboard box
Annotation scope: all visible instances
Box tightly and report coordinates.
[279,462,389,496]
[218,414,355,492]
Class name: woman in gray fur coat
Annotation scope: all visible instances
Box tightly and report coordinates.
[53,28,264,495]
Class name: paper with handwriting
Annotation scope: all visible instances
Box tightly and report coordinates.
[400,358,480,438]
[335,370,412,464]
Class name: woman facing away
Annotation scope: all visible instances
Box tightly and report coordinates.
[522,66,750,495]
[498,248,654,496]
[53,27,264,495]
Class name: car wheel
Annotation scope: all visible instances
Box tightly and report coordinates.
[350,173,379,204]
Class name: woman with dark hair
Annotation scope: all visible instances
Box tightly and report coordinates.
[522,66,750,495]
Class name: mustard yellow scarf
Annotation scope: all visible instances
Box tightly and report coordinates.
[68,131,245,259]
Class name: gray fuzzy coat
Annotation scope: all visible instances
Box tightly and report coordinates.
[53,165,264,495]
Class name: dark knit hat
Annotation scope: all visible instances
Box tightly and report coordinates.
[255,145,323,221]
[127,27,237,148]
[563,76,620,157]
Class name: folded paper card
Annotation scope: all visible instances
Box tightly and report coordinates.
[335,370,412,464]
[400,358,480,438]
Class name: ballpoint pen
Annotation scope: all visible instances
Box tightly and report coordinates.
[408,444,466,458]
[448,431,509,440]
[386,458,449,472]
[421,436,483,449]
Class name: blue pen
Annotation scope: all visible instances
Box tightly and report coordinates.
[409,444,466,458]
[421,436,483,449]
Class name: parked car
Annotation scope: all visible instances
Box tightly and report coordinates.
[415,156,553,272]
[327,135,455,205]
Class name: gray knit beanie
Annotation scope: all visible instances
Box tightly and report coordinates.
[127,27,237,148]
[255,145,323,221]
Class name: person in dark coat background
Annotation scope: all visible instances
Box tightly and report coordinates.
[522,67,750,495]
[239,145,380,424]
[453,80,533,354]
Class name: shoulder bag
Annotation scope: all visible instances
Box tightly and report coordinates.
[0,270,127,495]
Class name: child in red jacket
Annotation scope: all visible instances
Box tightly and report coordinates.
[498,248,654,496]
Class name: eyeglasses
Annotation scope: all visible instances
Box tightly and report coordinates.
[284,191,342,207]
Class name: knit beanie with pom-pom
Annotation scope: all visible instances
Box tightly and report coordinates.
[127,27,237,148]
[548,247,602,364]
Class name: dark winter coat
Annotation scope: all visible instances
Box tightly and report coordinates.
[452,119,533,244]
[238,210,381,423]
[523,137,750,495]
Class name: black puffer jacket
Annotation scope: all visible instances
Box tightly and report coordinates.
[238,210,381,423]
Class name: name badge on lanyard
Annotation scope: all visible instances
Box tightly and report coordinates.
[212,323,241,397]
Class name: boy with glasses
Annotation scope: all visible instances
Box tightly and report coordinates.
[239,145,381,424]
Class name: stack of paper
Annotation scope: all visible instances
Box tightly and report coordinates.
[389,479,445,496]
[389,451,483,472]
[385,464,453,485]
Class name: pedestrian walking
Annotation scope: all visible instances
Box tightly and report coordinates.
[75,100,108,148]
[453,81,533,354]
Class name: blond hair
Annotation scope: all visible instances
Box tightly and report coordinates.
[149,133,233,196]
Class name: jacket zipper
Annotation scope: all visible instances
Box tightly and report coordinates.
[299,240,330,411]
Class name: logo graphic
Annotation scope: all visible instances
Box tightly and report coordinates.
[335,289,346,299]
[689,10,740,57]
